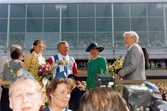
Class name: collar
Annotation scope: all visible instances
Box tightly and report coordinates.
[33,51,42,57]
[91,55,99,60]
[58,53,69,60]
[48,106,53,111]
[128,43,136,51]
[48,105,66,111]
[73,85,76,90]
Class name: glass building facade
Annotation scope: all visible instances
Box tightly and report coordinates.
[0,1,167,59]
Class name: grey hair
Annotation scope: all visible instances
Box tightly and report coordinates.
[57,41,68,50]
[123,31,139,43]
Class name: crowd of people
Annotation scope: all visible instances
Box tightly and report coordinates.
[0,31,166,111]
[149,61,166,69]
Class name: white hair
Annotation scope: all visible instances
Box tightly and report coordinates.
[123,31,139,43]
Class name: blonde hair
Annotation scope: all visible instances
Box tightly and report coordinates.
[78,87,129,111]
[9,78,41,97]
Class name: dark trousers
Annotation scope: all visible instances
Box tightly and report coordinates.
[1,86,12,111]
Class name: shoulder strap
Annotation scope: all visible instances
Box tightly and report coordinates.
[53,55,58,62]
[150,98,159,111]
[53,55,60,75]
[68,56,74,62]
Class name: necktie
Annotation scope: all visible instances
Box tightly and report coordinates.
[63,57,67,75]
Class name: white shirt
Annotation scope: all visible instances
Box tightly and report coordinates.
[48,106,70,111]
[128,43,136,51]
[33,52,45,65]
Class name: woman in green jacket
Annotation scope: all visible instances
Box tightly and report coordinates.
[85,43,107,90]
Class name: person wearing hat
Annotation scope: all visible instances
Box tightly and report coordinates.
[9,68,42,111]
[85,43,107,90]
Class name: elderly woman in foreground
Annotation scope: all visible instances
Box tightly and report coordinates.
[78,87,129,111]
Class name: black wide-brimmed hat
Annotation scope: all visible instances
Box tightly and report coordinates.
[85,43,104,52]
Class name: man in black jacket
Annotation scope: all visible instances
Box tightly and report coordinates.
[68,74,85,111]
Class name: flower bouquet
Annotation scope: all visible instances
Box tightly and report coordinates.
[55,60,74,67]
[38,64,51,79]
[38,64,57,81]
[108,56,124,75]
[56,60,68,65]
[108,56,124,92]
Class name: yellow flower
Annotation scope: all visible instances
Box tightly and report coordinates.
[119,56,124,61]
[117,65,121,69]
[108,56,124,91]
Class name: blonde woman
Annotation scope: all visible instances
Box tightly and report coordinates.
[22,40,46,84]
[22,40,46,107]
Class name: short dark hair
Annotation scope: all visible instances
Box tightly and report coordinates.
[67,74,77,81]
[10,48,23,59]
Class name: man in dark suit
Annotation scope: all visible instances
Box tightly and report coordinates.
[68,74,85,111]
[118,31,146,80]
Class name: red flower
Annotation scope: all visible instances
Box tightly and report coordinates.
[38,63,57,81]
[38,64,51,78]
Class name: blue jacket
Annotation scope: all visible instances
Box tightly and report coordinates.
[43,106,70,111]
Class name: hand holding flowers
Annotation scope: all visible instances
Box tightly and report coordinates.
[56,60,68,65]
[108,56,124,75]
[108,56,124,91]
[55,59,74,67]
